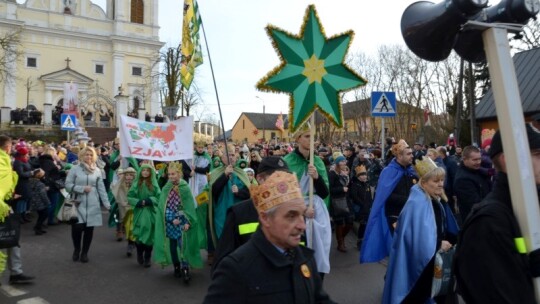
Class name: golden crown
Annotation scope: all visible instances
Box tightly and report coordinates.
[414,156,438,178]
[250,171,304,213]
[355,165,367,175]
[391,139,409,156]
[168,161,183,173]
[293,121,311,138]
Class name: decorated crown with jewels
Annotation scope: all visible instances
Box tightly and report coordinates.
[250,171,304,213]
[168,161,183,173]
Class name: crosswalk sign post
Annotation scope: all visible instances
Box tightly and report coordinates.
[371,91,397,157]
[61,114,77,143]
[61,114,77,130]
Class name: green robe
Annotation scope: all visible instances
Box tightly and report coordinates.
[127,164,161,245]
[153,179,203,268]
[207,166,251,246]
[283,151,330,208]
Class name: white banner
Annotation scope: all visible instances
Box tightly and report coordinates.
[63,82,79,114]
[119,115,194,161]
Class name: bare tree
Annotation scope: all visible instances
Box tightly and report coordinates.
[0,30,22,84]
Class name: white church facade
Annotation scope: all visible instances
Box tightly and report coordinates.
[0,0,163,127]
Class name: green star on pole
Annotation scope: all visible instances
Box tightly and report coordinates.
[257,5,367,133]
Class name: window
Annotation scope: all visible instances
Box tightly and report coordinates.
[242,119,245,129]
[27,57,37,68]
[132,66,142,76]
[131,0,144,24]
[95,64,104,74]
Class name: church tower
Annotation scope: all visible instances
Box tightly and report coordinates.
[106,0,159,27]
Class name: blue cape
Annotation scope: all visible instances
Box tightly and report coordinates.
[382,185,458,304]
[360,159,417,263]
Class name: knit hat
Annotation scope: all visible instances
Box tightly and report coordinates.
[16,147,28,156]
[489,122,540,158]
[334,155,346,165]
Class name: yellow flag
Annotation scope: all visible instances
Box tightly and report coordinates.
[181,0,203,89]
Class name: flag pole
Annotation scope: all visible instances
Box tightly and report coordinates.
[199,14,230,162]
[307,113,315,249]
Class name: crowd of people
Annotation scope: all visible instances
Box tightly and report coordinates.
[0,118,539,303]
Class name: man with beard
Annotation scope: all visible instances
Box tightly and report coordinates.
[360,139,417,263]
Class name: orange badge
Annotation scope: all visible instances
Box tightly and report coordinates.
[300,264,311,278]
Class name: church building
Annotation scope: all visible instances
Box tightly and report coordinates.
[0,0,163,127]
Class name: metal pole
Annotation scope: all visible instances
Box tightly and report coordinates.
[381,118,385,157]
[468,62,476,145]
[483,26,540,299]
[455,58,464,145]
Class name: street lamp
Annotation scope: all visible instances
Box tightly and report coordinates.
[256,96,266,142]
[410,122,417,141]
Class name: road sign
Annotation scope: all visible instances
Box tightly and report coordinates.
[371,91,396,117]
[60,114,77,131]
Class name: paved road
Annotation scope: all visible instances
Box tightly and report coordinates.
[1,212,386,304]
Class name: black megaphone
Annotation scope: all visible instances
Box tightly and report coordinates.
[453,0,540,63]
[401,0,489,62]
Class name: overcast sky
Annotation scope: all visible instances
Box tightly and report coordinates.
[88,0,499,129]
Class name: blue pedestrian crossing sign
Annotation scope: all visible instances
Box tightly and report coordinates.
[60,114,77,131]
[371,91,396,117]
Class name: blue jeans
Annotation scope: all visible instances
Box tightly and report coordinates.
[16,199,27,215]
[47,190,60,224]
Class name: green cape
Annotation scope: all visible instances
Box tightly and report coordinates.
[153,179,203,268]
[283,151,330,208]
[127,164,161,245]
[206,165,251,247]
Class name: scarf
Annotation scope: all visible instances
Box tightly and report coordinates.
[81,161,97,174]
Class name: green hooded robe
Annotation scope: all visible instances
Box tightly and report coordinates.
[153,179,203,268]
[127,164,161,245]
[283,150,330,208]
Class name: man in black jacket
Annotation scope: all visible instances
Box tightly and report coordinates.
[455,122,540,303]
[453,146,492,223]
[204,171,335,304]
[212,156,290,273]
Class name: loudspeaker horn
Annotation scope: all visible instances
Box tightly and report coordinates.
[454,0,539,63]
[401,0,488,62]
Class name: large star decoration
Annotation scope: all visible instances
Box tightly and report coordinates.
[256,5,367,133]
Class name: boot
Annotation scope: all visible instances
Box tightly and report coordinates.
[182,266,191,284]
[207,252,214,266]
[126,242,134,257]
[72,249,80,262]
[336,225,346,252]
[341,224,353,251]
[116,230,124,242]
[173,263,181,278]
[143,246,152,268]
[136,243,144,265]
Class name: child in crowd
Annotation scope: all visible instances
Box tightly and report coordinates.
[28,169,51,235]
[349,165,373,248]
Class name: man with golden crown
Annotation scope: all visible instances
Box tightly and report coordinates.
[190,141,211,198]
[360,139,418,263]
[204,171,335,303]
[283,124,332,278]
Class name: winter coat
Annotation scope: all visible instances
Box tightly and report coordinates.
[65,164,110,227]
[204,229,335,304]
[28,178,50,211]
[13,159,33,200]
[39,154,66,191]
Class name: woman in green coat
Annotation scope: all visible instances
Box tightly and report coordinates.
[127,163,161,267]
[153,162,202,283]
